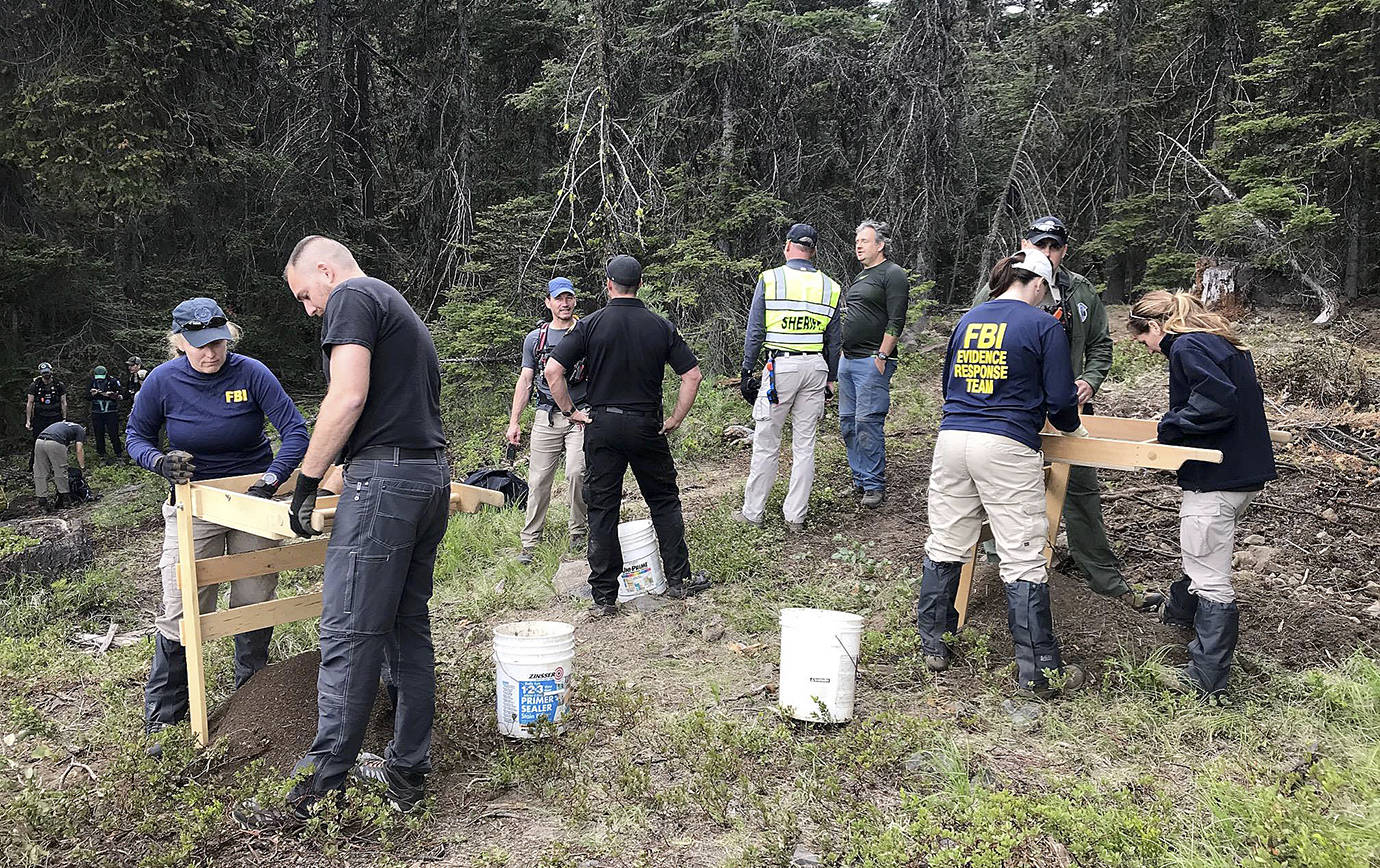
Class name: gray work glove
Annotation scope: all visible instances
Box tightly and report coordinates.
[156,450,196,484]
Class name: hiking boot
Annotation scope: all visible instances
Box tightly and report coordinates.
[924,654,950,672]
[232,792,325,832]
[1155,666,1194,695]
[860,489,886,509]
[1016,663,1088,701]
[785,520,805,534]
[569,534,587,553]
[917,556,962,667]
[664,571,710,599]
[588,603,620,618]
[144,720,173,759]
[55,493,72,510]
[517,547,535,565]
[730,510,762,526]
[349,752,425,814]
[1119,587,1165,614]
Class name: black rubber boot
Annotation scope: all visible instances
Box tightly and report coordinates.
[1006,581,1070,698]
[1183,598,1239,698]
[1161,576,1197,629]
[916,557,962,670]
[144,633,190,728]
[233,627,273,688]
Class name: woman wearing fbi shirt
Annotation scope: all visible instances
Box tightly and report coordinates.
[126,297,309,752]
[917,249,1089,700]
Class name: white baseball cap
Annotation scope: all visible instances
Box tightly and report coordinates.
[1011,247,1058,301]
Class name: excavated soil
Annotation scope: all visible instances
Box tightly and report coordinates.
[207,650,398,776]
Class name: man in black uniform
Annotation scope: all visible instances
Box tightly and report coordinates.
[239,235,449,825]
[126,356,148,398]
[87,365,125,462]
[26,362,67,469]
[545,255,709,614]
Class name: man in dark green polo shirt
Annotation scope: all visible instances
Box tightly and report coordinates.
[973,215,1161,614]
[840,219,910,508]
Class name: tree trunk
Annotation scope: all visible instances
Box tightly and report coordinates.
[317,0,336,192]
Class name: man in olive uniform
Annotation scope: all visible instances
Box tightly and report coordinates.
[972,216,1161,613]
[734,223,842,532]
[26,362,67,470]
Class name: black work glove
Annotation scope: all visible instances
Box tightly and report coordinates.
[156,450,196,485]
[289,473,322,537]
[739,370,760,405]
[246,474,281,499]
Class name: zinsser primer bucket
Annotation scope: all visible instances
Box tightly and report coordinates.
[616,519,667,601]
[493,620,575,738]
[778,607,864,723]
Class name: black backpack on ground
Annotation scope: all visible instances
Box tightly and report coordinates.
[460,468,528,509]
[67,466,99,502]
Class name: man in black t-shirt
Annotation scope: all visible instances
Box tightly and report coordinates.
[26,362,67,469]
[545,255,709,613]
[239,236,449,828]
[33,420,86,510]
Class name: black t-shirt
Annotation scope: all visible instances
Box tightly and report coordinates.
[550,297,698,413]
[320,276,446,457]
[39,420,85,445]
[841,260,910,358]
[28,378,65,416]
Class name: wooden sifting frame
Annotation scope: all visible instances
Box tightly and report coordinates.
[952,414,1293,627]
[174,469,505,746]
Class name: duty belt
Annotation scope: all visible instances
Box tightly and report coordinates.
[768,350,821,357]
[597,406,658,418]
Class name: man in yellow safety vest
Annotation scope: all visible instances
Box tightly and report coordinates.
[734,223,843,533]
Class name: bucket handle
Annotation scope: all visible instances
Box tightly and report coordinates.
[835,633,859,676]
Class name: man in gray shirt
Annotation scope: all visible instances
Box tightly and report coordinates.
[33,420,86,510]
[505,278,588,563]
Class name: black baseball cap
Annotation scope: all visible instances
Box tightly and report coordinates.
[605,254,643,286]
[786,223,817,248]
[1025,216,1069,247]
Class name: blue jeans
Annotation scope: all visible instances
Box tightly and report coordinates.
[838,355,896,492]
[292,455,451,795]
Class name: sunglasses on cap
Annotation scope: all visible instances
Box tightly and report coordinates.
[181,316,228,331]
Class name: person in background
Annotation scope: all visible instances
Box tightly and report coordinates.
[972,216,1159,613]
[126,356,149,397]
[917,249,1088,700]
[88,365,125,463]
[839,220,909,508]
[26,362,67,469]
[506,277,588,564]
[734,222,842,533]
[545,255,710,614]
[1127,290,1276,699]
[126,297,309,755]
[32,419,85,511]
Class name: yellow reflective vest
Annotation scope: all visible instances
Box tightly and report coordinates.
[761,266,842,353]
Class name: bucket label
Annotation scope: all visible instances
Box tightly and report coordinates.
[517,676,562,725]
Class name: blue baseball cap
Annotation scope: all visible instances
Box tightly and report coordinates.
[548,277,576,298]
[171,297,233,347]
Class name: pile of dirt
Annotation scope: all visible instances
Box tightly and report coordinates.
[208,650,397,775]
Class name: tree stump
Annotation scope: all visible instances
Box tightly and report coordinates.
[0,516,94,582]
[1195,257,1246,314]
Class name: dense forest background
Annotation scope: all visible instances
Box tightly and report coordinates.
[1,0,1375,441]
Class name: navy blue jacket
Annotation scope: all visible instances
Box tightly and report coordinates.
[1158,332,1276,491]
[939,298,1080,451]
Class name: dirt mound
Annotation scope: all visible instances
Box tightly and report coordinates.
[208,650,397,775]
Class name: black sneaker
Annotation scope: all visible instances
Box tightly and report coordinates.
[664,571,710,599]
[232,793,322,832]
[589,603,620,618]
[349,752,425,814]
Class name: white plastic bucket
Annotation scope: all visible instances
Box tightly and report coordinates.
[778,608,864,723]
[493,620,575,738]
[616,519,667,601]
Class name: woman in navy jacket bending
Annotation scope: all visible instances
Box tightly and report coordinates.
[1128,291,1276,698]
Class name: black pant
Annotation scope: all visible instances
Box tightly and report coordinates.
[583,409,691,604]
[29,414,60,469]
[292,455,451,795]
[91,411,121,456]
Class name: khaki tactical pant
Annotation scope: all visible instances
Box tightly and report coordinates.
[521,411,587,548]
[1180,489,1258,604]
[741,354,829,524]
[33,439,70,498]
[925,430,1048,585]
[154,502,280,642]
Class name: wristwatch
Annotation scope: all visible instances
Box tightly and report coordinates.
[561,408,573,418]
[873,351,889,361]
[261,471,280,487]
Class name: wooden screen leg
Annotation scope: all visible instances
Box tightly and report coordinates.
[1043,463,1071,569]
[175,483,210,748]
[956,545,980,629]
